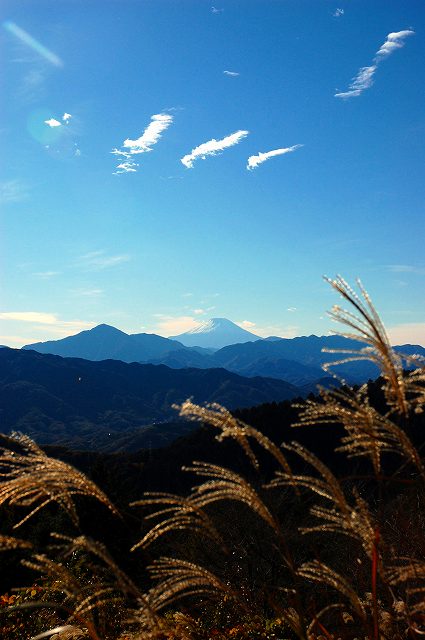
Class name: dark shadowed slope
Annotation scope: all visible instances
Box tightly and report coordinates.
[0,348,299,450]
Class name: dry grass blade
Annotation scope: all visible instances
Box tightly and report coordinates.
[387,557,425,589]
[177,400,293,475]
[147,557,235,612]
[403,365,425,414]
[387,558,425,619]
[298,560,365,619]
[30,626,86,640]
[302,491,376,560]
[22,553,83,600]
[184,460,280,535]
[324,276,410,415]
[22,546,133,632]
[51,533,145,604]
[269,442,376,558]
[130,492,224,551]
[72,586,120,617]
[307,603,347,635]
[0,433,120,527]
[0,534,32,550]
[295,385,425,478]
[273,442,350,514]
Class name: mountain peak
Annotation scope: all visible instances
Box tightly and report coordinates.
[170,317,260,349]
[90,323,126,335]
[184,318,238,335]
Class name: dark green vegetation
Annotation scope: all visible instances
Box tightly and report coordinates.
[0,278,424,639]
[0,348,298,451]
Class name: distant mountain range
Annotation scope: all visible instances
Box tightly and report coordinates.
[6,319,424,452]
[24,323,185,361]
[0,347,298,451]
[170,317,260,349]
[22,321,425,387]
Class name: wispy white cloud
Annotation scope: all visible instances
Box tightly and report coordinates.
[154,315,201,336]
[0,179,29,204]
[375,30,415,58]
[181,130,249,169]
[20,67,47,101]
[223,70,239,77]
[111,113,173,173]
[32,271,61,279]
[235,320,299,338]
[0,311,94,348]
[238,320,256,329]
[247,144,303,170]
[386,264,425,275]
[193,309,206,315]
[0,311,59,324]
[77,250,131,271]
[335,29,415,99]
[70,287,104,298]
[113,161,138,175]
[44,113,72,128]
[333,8,344,18]
[122,113,173,154]
[45,117,62,128]
[0,334,33,347]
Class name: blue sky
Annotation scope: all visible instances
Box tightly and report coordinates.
[1,0,424,347]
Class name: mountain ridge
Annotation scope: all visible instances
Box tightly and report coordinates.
[0,347,299,451]
[23,323,185,362]
[21,322,425,387]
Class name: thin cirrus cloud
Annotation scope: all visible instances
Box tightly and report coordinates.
[387,264,425,275]
[236,320,300,338]
[70,288,104,298]
[77,250,131,271]
[247,144,303,170]
[181,130,249,169]
[111,113,173,174]
[32,271,61,279]
[0,179,29,204]
[335,29,414,99]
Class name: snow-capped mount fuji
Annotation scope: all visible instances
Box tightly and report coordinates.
[169,318,261,349]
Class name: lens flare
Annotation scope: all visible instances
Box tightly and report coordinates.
[3,20,63,67]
